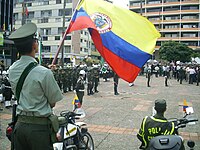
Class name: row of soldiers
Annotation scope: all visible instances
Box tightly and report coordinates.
[51,65,100,95]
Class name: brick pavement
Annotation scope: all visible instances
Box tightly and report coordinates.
[0,75,200,150]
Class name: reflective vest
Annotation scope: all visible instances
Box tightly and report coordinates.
[138,116,175,148]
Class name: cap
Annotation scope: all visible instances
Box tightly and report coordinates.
[8,23,37,47]
[155,99,167,109]
[9,23,37,40]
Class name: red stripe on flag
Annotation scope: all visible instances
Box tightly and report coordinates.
[91,29,140,82]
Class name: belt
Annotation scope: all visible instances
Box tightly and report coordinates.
[18,115,50,125]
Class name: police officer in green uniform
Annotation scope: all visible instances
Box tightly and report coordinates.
[8,23,63,150]
[137,99,175,149]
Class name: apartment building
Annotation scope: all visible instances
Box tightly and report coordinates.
[13,0,98,64]
[129,0,200,57]
[0,0,17,65]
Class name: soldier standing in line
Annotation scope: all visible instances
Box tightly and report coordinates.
[196,66,200,86]
[72,67,78,90]
[62,69,67,93]
[93,65,100,93]
[2,71,12,108]
[113,71,119,95]
[57,69,63,91]
[67,67,72,91]
[178,66,185,84]
[146,65,151,87]
[87,67,94,95]
[75,70,85,106]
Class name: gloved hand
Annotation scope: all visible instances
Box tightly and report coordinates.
[73,90,76,94]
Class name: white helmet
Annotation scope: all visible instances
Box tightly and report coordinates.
[2,71,7,75]
[79,70,86,75]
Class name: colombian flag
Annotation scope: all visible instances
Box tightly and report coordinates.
[72,94,81,110]
[183,99,188,112]
[66,0,160,82]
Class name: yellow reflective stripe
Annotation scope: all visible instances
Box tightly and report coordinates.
[170,122,175,134]
[142,116,148,147]
[150,116,168,123]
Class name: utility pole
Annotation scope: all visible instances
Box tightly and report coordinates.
[140,0,143,15]
[61,0,66,68]
[22,2,26,25]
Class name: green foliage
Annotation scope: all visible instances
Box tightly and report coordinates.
[159,41,193,62]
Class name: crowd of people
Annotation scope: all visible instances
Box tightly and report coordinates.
[142,62,200,87]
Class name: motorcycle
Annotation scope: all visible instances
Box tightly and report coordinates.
[53,108,94,150]
[147,107,198,150]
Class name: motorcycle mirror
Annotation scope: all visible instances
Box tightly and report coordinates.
[186,107,194,115]
[74,108,86,119]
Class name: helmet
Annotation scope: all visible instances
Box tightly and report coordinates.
[2,71,7,75]
[79,70,85,75]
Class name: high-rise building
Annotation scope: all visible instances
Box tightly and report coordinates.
[129,0,200,58]
[0,0,17,65]
[13,0,99,65]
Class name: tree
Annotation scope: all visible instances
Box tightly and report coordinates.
[159,41,193,62]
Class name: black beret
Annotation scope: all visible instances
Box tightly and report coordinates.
[155,99,167,109]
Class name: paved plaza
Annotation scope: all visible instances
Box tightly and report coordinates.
[0,75,200,150]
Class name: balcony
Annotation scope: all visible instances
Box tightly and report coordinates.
[158,37,199,41]
[159,28,180,32]
[181,19,199,23]
[181,28,199,31]
[154,45,199,50]
[129,0,199,10]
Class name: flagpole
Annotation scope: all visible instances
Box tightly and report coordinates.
[51,0,83,65]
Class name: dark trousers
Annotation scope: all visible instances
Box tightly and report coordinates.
[77,91,84,105]
[147,74,151,87]
[14,122,53,150]
[114,83,118,94]
[87,82,94,95]
[94,78,99,92]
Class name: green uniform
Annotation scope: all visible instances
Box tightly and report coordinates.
[8,23,63,150]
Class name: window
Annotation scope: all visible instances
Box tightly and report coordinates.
[42,18,48,23]
[59,8,72,16]
[64,46,71,53]
[164,33,179,37]
[147,8,161,12]
[164,24,179,29]
[165,15,179,20]
[182,24,197,28]
[182,33,196,37]
[182,6,198,10]
[42,46,51,52]
[14,13,18,20]
[165,0,179,2]
[55,18,61,22]
[56,0,61,4]
[148,0,161,4]
[65,36,71,40]
[66,0,72,3]
[41,10,52,17]
[55,36,60,40]
[26,3,32,7]
[42,36,48,41]
[164,6,179,11]
[182,15,198,19]
[27,12,34,19]
[43,1,49,5]
[58,27,64,34]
